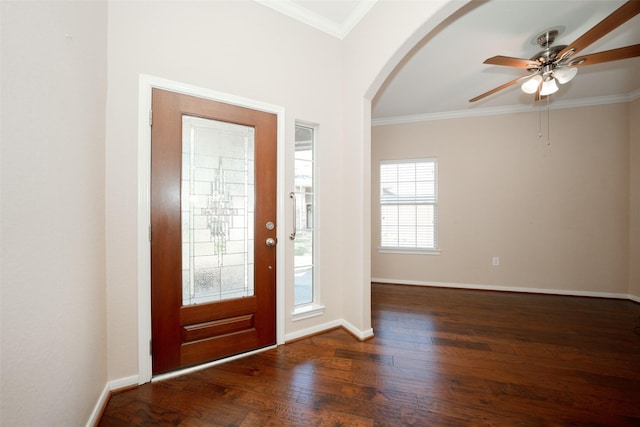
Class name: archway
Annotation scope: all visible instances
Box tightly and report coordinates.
[339,0,476,336]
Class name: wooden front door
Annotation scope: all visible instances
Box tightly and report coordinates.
[151,88,277,375]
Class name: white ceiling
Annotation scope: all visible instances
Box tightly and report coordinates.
[259,0,640,122]
[255,0,376,39]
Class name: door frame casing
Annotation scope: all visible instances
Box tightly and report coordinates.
[137,74,286,384]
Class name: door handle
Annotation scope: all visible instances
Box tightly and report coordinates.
[289,192,296,240]
[266,237,276,247]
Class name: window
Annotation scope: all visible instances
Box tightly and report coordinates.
[293,124,315,307]
[379,158,438,252]
[292,123,324,320]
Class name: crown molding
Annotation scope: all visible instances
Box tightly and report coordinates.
[341,1,378,38]
[372,92,637,126]
[255,0,376,39]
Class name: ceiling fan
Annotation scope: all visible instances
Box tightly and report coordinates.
[469,1,640,103]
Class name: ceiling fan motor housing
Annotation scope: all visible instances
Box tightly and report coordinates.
[530,45,568,68]
[536,29,558,47]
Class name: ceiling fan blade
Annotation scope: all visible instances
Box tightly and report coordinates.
[568,44,640,67]
[484,55,539,69]
[557,1,640,60]
[469,75,531,102]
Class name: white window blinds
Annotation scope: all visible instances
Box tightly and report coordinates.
[380,159,437,250]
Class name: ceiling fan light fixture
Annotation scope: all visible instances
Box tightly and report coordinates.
[554,67,578,84]
[540,78,559,96]
[521,74,543,94]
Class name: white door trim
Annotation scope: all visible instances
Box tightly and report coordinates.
[137,74,286,384]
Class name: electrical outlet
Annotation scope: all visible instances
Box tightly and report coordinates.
[492,256,500,266]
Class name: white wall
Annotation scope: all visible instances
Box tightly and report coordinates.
[0,1,108,425]
[340,0,467,334]
[104,0,469,381]
[1,1,634,422]
[0,0,477,422]
[372,103,632,296]
[105,0,346,380]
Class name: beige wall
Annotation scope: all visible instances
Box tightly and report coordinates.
[1,1,108,425]
[372,103,631,295]
[630,98,640,297]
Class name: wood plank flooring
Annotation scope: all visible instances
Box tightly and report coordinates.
[99,283,640,426]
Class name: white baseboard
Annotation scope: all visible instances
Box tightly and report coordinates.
[86,375,139,427]
[372,278,639,301]
[284,319,343,342]
[109,374,140,390]
[342,319,374,340]
[86,383,110,427]
[285,318,374,342]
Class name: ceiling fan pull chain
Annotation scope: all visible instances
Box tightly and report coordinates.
[538,105,543,139]
[538,96,551,144]
[546,96,551,145]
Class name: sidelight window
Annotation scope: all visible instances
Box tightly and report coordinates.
[293,124,315,307]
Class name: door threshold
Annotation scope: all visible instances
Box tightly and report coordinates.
[151,344,278,383]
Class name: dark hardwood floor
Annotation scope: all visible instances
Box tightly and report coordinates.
[99,283,640,426]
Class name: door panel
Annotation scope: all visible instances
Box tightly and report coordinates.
[151,88,277,375]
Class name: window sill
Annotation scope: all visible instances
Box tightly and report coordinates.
[292,303,325,321]
[378,247,441,255]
